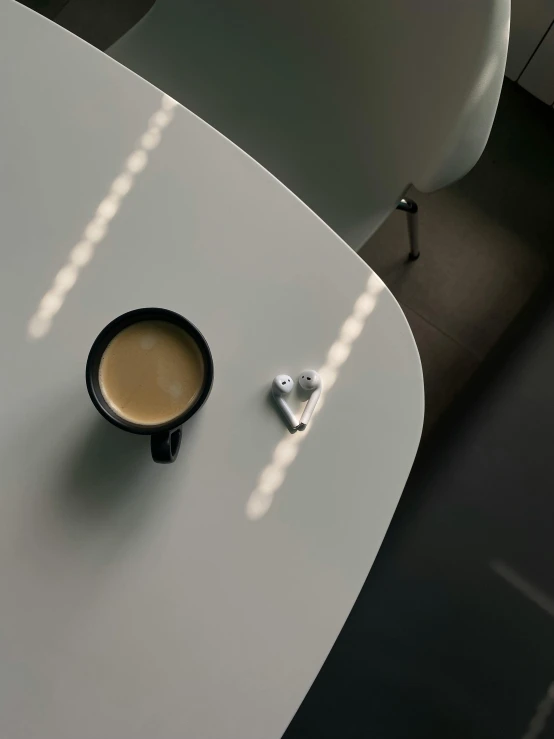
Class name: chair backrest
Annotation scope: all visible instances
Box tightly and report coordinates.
[109,0,510,249]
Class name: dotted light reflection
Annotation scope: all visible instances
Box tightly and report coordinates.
[27,94,178,339]
[246,273,385,521]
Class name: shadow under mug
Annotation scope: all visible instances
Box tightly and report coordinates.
[86,308,214,463]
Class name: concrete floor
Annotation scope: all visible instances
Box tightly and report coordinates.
[17,0,554,438]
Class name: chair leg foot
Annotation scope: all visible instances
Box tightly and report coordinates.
[396,198,420,260]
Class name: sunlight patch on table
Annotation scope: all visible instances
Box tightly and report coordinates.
[27,94,178,340]
[246,273,385,521]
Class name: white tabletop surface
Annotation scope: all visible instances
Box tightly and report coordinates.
[0,2,423,737]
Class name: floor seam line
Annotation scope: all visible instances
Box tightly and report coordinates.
[400,302,482,360]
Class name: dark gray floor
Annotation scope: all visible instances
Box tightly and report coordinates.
[17,0,554,436]
[360,81,554,432]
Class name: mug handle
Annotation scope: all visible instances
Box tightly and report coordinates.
[151,427,182,464]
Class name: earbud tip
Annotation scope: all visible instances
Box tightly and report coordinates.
[296,422,307,431]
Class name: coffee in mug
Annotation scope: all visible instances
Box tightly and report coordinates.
[86,309,214,463]
[99,321,205,426]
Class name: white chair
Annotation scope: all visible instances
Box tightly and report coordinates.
[109,0,510,258]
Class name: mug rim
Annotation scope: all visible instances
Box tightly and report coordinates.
[86,308,214,435]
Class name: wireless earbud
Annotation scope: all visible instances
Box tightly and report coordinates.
[271,374,298,430]
[297,370,322,430]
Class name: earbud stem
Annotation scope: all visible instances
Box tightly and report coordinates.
[299,386,321,427]
[274,394,299,430]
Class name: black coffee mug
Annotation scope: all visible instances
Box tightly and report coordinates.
[86,308,214,463]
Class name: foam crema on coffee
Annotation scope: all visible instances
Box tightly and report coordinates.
[99,320,205,426]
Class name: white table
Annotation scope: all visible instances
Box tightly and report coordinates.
[0,2,423,737]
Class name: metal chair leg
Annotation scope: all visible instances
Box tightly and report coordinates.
[396,198,420,260]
